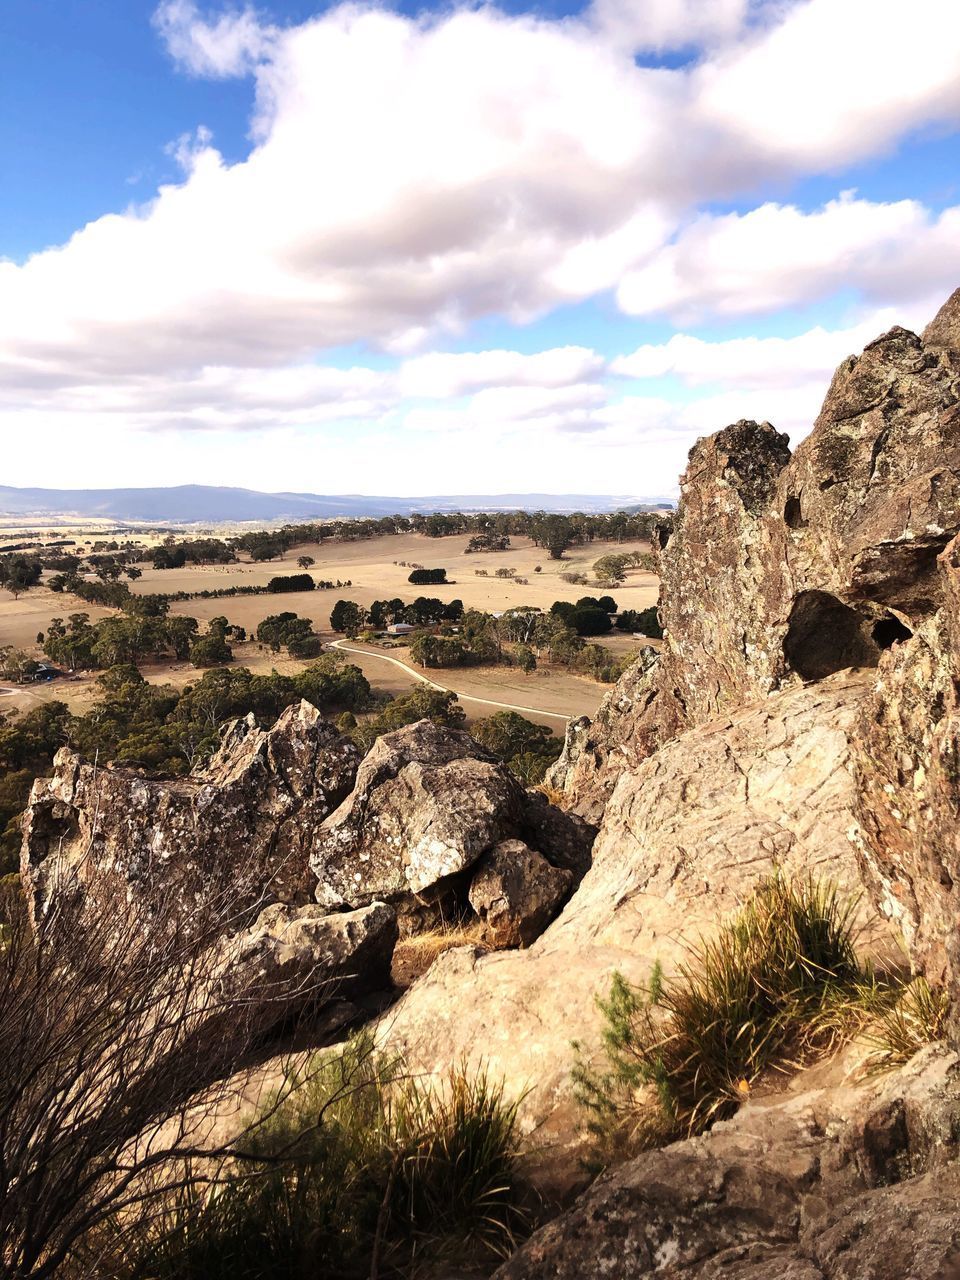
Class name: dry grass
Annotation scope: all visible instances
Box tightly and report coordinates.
[574,875,886,1164]
[392,922,490,989]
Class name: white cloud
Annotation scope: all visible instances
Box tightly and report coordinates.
[695,0,960,169]
[153,1,276,78]
[612,311,902,388]
[2,0,960,493]
[398,347,604,399]
[617,196,960,322]
[587,0,754,53]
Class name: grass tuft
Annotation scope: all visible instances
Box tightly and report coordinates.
[574,874,901,1164]
[100,1032,529,1279]
[862,976,951,1072]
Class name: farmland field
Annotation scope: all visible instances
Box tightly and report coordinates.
[0,531,659,725]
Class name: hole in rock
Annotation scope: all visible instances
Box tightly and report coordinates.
[784,495,805,529]
[872,615,913,649]
[783,591,877,681]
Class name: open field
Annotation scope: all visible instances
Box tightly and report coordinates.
[131,531,659,627]
[1,532,659,725]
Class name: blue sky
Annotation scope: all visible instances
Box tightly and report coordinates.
[2,0,960,496]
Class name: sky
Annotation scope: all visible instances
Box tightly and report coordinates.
[2,0,960,499]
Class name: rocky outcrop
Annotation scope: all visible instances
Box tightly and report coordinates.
[380,673,895,1179]
[552,291,960,819]
[310,719,592,932]
[21,701,361,929]
[467,840,572,948]
[494,1046,960,1279]
[852,534,960,1029]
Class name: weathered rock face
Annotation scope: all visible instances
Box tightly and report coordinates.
[21,701,361,929]
[546,646,665,826]
[216,900,397,1020]
[381,674,894,1177]
[467,840,573,948]
[852,534,960,1028]
[552,290,960,851]
[309,719,592,931]
[494,1047,960,1279]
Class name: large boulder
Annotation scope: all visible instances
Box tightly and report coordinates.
[467,840,572,948]
[309,719,587,930]
[216,900,398,1022]
[21,700,361,929]
[494,1047,960,1279]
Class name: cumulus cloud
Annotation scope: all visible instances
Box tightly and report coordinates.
[617,196,960,321]
[2,0,960,492]
[153,0,275,77]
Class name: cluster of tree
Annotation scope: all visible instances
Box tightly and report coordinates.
[148,537,236,568]
[255,612,323,658]
[330,596,464,635]
[615,605,663,638]
[347,685,465,753]
[0,554,42,598]
[408,567,447,585]
[245,507,661,554]
[550,596,618,636]
[266,573,316,593]
[470,710,562,784]
[465,532,511,553]
[40,610,244,672]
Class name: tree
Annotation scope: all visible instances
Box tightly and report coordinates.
[572,607,613,636]
[0,649,39,684]
[330,600,365,635]
[0,555,42,599]
[189,631,234,668]
[408,568,447,585]
[514,644,537,673]
[531,514,575,560]
[297,555,316,570]
[593,553,631,586]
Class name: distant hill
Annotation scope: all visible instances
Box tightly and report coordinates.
[0,485,673,524]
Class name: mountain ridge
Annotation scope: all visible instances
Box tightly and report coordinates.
[0,484,672,523]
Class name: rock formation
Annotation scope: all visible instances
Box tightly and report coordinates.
[21,701,361,929]
[495,1046,960,1279]
[311,719,589,931]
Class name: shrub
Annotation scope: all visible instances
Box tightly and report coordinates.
[574,875,873,1163]
[266,573,315,593]
[107,1034,530,1280]
[408,568,447,585]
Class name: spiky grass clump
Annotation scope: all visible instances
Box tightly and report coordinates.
[575,875,872,1163]
[105,1033,529,1280]
[864,976,951,1072]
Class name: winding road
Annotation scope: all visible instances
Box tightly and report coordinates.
[328,639,573,723]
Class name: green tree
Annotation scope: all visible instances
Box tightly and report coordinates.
[330,600,365,635]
